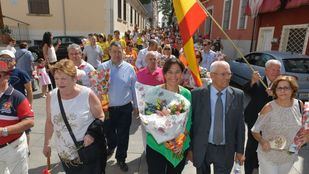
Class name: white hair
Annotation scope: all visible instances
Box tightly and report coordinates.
[67,43,82,52]
[209,60,230,72]
[145,51,158,59]
[265,59,281,69]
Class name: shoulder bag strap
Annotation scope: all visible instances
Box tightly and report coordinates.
[298,100,303,114]
[57,90,80,148]
[15,51,27,63]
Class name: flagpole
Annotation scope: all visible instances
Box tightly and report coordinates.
[196,0,267,89]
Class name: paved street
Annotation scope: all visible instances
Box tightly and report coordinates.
[28,90,309,174]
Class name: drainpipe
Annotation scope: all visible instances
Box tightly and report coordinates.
[109,0,115,33]
[62,0,67,35]
[250,15,259,52]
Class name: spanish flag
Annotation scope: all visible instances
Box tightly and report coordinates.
[173,0,207,87]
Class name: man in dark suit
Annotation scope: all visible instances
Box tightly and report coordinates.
[190,61,246,174]
[244,59,281,174]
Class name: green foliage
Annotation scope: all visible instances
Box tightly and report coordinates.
[0,25,12,35]
[158,0,174,25]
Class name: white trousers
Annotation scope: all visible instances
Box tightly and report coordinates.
[258,153,294,174]
[0,133,28,174]
[141,123,147,152]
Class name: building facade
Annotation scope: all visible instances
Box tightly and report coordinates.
[198,0,309,57]
[1,0,149,44]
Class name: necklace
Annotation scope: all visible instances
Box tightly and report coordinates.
[164,84,179,94]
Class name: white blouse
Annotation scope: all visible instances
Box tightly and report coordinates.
[251,99,302,164]
[50,86,95,160]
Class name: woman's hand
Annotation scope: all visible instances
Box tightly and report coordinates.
[43,145,51,158]
[57,39,62,46]
[260,139,271,152]
[299,131,309,147]
[83,134,94,147]
[172,141,183,154]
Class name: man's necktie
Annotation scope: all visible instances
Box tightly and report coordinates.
[213,91,223,144]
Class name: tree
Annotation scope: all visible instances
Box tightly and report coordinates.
[158,0,174,26]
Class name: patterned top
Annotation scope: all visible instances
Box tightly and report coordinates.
[0,86,34,145]
[251,99,302,164]
[50,86,95,160]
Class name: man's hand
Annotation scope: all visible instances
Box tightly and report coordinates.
[133,108,139,118]
[250,71,261,86]
[186,150,193,162]
[234,153,245,165]
[266,88,274,97]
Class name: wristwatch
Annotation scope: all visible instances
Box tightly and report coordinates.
[1,127,8,137]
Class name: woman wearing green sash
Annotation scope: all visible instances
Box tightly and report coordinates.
[146,58,192,174]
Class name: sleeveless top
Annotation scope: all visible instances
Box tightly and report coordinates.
[50,86,95,160]
[252,99,302,164]
[47,46,57,63]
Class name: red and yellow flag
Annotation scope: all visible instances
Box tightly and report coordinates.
[173,0,207,87]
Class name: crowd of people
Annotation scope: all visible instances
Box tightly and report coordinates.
[0,26,308,174]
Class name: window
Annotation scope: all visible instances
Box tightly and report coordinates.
[130,6,133,24]
[238,0,248,29]
[205,8,213,36]
[246,53,274,67]
[135,10,137,25]
[123,0,127,21]
[118,0,122,19]
[280,24,309,54]
[222,0,232,30]
[28,0,50,14]
[283,59,309,73]
[138,13,140,27]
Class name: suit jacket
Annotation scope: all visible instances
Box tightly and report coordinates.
[244,77,273,129]
[191,85,245,168]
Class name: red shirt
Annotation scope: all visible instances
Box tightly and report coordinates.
[0,86,34,145]
[136,67,165,86]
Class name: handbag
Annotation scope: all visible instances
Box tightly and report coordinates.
[57,90,103,164]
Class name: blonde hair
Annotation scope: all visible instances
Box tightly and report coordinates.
[50,59,76,78]
[271,75,298,99]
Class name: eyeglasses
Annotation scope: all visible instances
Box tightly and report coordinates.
[276,86,291,91]
[213,72,232,77]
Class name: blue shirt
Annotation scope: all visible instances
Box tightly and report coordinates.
[98,60,137,108]
[201,50,217,70]
[15,49,34,77]
[208,85,227,145]
[9,68,31,96]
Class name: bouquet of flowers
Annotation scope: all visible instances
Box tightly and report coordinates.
[269,135,287,150]
[89,68,110,111]
[289,101,309,154]
[135,82,191,144]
